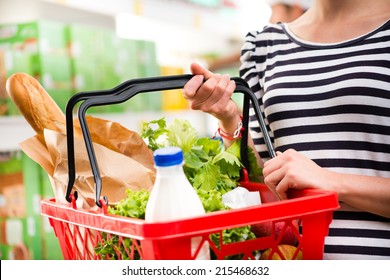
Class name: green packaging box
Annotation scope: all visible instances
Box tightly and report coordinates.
[113,38,140,80]
[3,51,33,115]
[48,89,72,113]
[66,24,102,60]
[0,217,29,260]
[30,54,73,112]
[31,54,73,92]
[0,216,42,260]
[0,151,23,174]
[21,153,44,259]
[21,153,42,216]
[95,28,119,63]
[0,151,24,218]
[71,58,100,92]
[134,40,161,111]
[136,40,160,78]
[0,152,44,260]
[0,20,68,55]
[3,51,33,76]
[69,58,106,114]
[40,170,63,260]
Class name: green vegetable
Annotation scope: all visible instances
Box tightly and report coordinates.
[247,145,263,182]
[141,118,168,151]
[94,233,141,260]
[108,189,150,219]
[95,189,150,260]
[143,117,245,195]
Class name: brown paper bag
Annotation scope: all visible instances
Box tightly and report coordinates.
[21,116,156,210]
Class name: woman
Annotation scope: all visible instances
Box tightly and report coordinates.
[183,0,390,259]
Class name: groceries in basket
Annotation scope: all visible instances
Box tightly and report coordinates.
[97,117,304,260]
[101,118,261,259]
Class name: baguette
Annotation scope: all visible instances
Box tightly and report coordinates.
[6,73,151,166]
[6,72,67,143]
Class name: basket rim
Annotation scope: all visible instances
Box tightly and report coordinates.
[41,185,339,240]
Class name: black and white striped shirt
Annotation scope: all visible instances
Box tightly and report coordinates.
[239,20,390,259]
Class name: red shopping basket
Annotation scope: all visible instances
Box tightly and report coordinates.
[41,75,339,260]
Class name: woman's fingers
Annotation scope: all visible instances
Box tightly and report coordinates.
[263,149,328,199]
[182,62,237,118]
[263,160,285,187]
[182,74,204,99]
[274,176,292,200]
[263,151,284,177]
[263,150,300,199]
[195,74,231,107]
[182,63,214,99]
[190,62,214,79]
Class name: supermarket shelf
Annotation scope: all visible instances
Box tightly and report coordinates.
[0,111,216,152]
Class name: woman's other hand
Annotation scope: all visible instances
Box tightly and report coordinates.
[262,149,333,199]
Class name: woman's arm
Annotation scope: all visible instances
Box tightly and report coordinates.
[262,149,390,218]
[183,63,240,142]
[183,63,264,168]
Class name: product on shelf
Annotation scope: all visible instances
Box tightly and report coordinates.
[0,151,62,260]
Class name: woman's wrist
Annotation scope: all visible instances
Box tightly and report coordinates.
[211,100,243,141]
[215,115,243,140]
[319,169,348,201]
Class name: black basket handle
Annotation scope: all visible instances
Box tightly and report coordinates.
[65,75,194,202]
[66,75,275,207]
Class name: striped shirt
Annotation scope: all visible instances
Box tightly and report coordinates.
[239,20,390,259]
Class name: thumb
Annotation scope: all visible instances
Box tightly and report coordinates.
[190,62,214,80]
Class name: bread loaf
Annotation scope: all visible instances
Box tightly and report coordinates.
[6,72,66,142]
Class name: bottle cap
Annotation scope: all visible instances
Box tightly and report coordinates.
[153,146,183,167]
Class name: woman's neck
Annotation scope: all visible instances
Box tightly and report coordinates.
[310,0,389,22]
[288,0,390,43]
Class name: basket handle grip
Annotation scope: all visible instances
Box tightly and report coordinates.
[67,75,275,207]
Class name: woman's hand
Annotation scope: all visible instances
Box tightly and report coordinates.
[182,62,239,123]
[263,149,390,217]
[262,149,333,199]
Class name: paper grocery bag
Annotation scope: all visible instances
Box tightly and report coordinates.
[20,116,156,210]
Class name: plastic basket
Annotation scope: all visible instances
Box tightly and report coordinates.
[40,75,339,260]
[41,174,338,260]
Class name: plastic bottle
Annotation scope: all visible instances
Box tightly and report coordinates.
[145,146,210,260]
